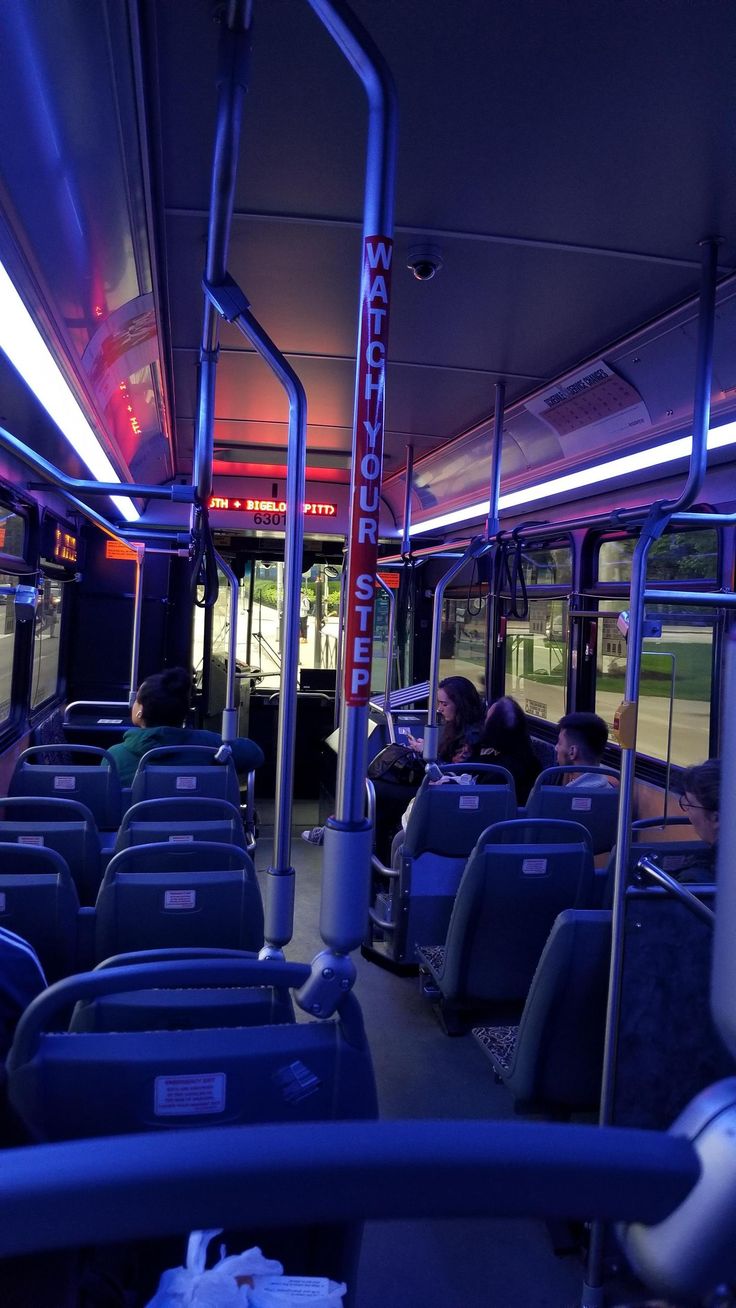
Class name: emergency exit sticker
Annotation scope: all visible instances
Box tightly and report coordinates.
[154,1073,226,1116]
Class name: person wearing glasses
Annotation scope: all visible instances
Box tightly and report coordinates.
[679,759,720,846]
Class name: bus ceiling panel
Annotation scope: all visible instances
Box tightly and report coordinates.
[152,0,736,263]
[382,279,736,530]
[0,2,174,489]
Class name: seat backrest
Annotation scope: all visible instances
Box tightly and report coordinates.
[601,839,714,907]
[0,843,80,980]
[130,746,241,808]
[507,908,611,1111]
[440,819,595,1004]
[94,841,264,959]
[7,959,378,1141]
[0,797,102,906]
[9,745,122,831]
[525,766,619,853]
[70,948,294,1032]
[403,764,517,858]
[614,886,732,1129]
[114,797,247,853]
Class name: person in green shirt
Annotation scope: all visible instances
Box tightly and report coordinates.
[107,667,264,787]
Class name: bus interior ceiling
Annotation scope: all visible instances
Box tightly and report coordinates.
[0,3,735,1306]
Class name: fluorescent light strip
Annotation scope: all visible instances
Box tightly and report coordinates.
[0,262,138,522]
[408,420,736,536]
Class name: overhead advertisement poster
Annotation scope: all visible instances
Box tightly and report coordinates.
[525,360,651,449]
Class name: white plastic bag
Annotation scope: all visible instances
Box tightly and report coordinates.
[145,1230,283,1306]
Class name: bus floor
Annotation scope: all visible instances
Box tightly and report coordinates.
[249,811,656,1308]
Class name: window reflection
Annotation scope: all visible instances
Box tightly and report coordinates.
[0,571,19,722]
[31,578,63,708]
[594,602,712,765]
[504,598,568,723]
[438,595,487,694]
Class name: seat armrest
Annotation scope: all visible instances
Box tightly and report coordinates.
[371,854,398,879]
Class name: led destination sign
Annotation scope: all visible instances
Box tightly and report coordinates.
[209,497,337,517]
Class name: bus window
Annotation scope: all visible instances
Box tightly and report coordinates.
[0,571,21,723]
[519,544,572,586]
[504,598,569,723]
[438,594,487,693]
[31,579,63,708]
[595,601,713,766]
[597,529,718,583]
[371,587,391,695]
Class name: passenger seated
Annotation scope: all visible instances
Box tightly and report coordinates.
[675,759,719,881]
[405,676,484,764]
[555,712,613,788]
[471,696,541,804]
[107,667,264,788]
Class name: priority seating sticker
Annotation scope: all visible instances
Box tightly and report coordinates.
[154,1072,226,1116]
[522,857,548,875]
[164,889,197,910]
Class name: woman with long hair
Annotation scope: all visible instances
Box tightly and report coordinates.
[473,695,541,804]
[407,675,484,763]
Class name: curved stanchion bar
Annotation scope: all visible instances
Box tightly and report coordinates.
[0,1119,698,1258]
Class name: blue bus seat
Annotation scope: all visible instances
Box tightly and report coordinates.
[69,948,294,1032]
[0,796,102,906]
[417,819,595,1033]
[365,764,517,970]
[601,838,714,907]
[114,797,247,854]
[0,843,81,980]
[8,744,123,838]
[472,908,611,1116]
[130,746,241,809]
[94,841,264,960]
[7,959,378,1142]
[524,766,619,854]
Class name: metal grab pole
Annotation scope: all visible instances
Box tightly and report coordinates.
[214,552,239,742]
[376,573,397,711]
[661,238,720,514]
[333,564,346,730]
[425,537,489,763]
[400,444,414,558]
[293,0,396,1020]
[245,561,255,665]
[203,283,307,948]
[486,380,506,539]
[128,545,145,706]
[583,237,720,1307]
[193,2,253,508]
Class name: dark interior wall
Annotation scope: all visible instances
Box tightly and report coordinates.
[65,528,192,701]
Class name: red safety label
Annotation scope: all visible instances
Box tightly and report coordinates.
[343,235,393,706]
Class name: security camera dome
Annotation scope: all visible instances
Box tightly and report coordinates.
[407,244,443,281]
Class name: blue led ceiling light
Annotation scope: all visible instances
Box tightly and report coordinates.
[408,420,736,536]
[0,261,139,522]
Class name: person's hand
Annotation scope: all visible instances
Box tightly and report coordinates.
[405,732,423,753]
